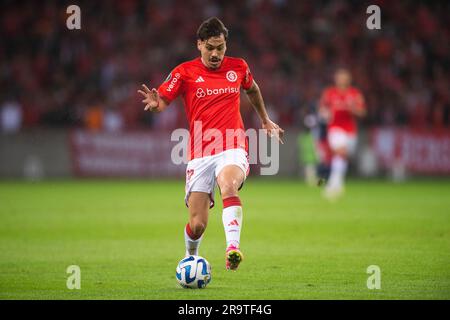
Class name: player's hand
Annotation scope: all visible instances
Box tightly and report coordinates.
[318,106,331,122]
[138,84,160,112]
[348,97,366,118]
[262,119,285,144]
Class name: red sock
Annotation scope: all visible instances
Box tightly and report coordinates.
[185,223,201,240]
[223,196,241,208]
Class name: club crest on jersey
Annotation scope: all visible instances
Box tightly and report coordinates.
[226,70,237,82]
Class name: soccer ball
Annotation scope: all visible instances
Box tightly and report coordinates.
[176,255,212,289]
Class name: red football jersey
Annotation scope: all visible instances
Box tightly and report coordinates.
[158,56,253,160]
[320,86,365,134]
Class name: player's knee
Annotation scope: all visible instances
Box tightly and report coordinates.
[219,182,239,199]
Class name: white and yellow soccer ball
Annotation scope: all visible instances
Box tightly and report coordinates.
[176,255,211,289]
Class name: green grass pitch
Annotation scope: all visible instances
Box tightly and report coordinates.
[0,179,449,299]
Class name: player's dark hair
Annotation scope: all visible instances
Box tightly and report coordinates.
[197,17,228,41]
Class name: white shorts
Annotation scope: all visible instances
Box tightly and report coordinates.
[328,128,357,154]
[185,148,249,209]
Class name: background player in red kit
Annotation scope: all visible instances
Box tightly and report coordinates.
[319,68,366,199]
[138,17,284,270]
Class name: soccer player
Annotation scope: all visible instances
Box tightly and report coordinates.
[138,17,284,270]
[318,68,366,199]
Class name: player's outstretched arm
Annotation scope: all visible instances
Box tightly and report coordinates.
[137,84,169,113]
[245,81,284,144]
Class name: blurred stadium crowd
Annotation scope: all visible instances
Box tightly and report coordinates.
[1,0,449,133]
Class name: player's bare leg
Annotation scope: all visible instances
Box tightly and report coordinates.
[185,192,210,256]
[325,147,348,199]
[217,165,245,271]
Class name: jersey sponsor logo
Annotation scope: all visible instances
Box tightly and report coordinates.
[196,86,240,99]
[196,88,206,98]
[195,76,205,83]
[226,70,237,82]
[166,72,181,92]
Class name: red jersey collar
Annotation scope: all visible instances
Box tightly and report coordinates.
[197,56,227,72]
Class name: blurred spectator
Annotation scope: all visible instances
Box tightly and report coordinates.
[84,103,103,132]
[0,0,448,132]
[1,99,23,133]
[103,106,124,133]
